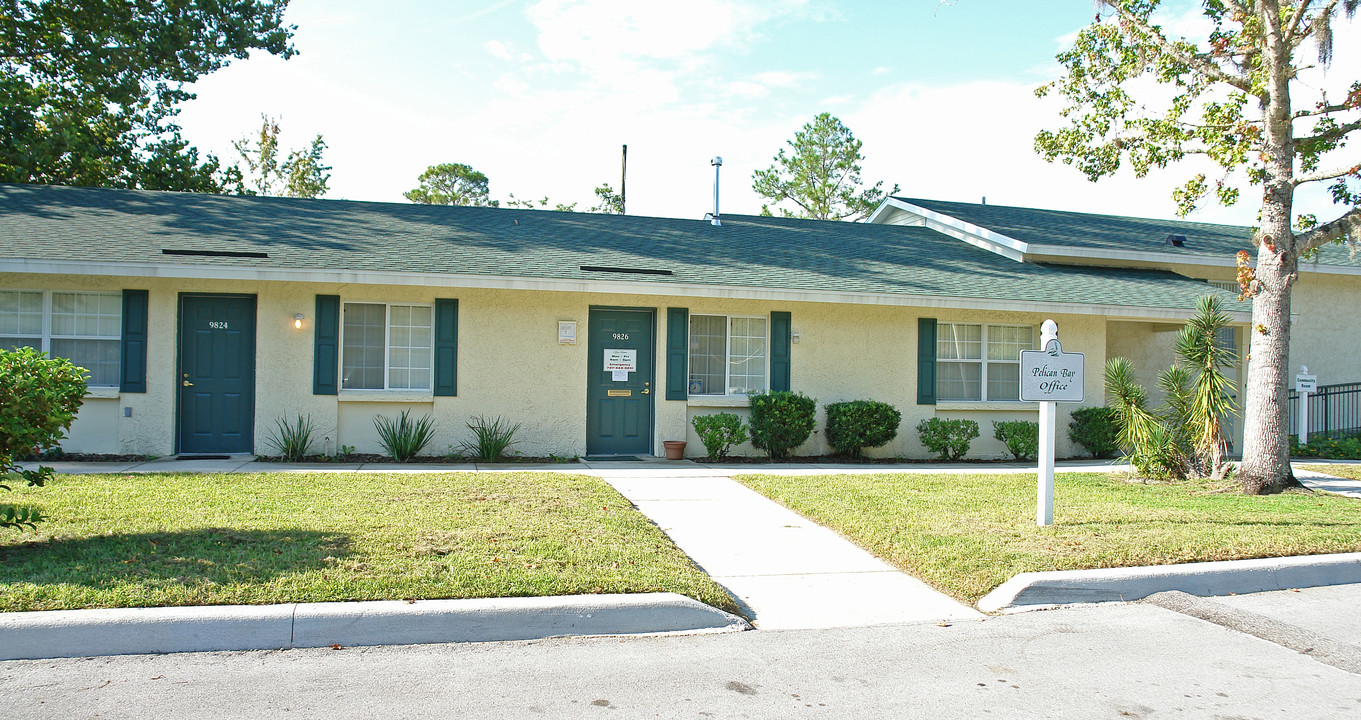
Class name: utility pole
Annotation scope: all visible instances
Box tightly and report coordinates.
[620,144,627,215]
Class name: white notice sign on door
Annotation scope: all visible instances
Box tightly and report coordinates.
[604,349,637,372]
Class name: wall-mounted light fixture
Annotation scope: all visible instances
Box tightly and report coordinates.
[294,313,305,329]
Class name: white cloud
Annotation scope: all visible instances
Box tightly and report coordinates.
[751,70,813,87]
[723,80,771,98]
[721,70,817,98]
[483,40,514,60]
[526,0,808,78]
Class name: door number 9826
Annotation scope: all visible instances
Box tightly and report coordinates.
[611,333,629,340]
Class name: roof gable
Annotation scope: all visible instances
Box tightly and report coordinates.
[874,196,1361,273]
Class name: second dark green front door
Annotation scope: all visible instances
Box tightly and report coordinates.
[586,308,654,455]
[178,294,257,454]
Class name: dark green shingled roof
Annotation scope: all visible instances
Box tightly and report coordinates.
[897,197,1361,269]
[0,184,1246,314]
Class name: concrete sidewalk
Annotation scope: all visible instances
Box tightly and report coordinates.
[595,469,981,629]
[1292,462,1361,497]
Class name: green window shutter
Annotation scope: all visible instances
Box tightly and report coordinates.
[917,317,937,405]
[313,295,340,395]
[434,298,458,397]
[666,307,689,400]
[119,289,148,393]
[770,311,791,392]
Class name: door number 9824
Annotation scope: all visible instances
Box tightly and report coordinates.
[208,321,229,329]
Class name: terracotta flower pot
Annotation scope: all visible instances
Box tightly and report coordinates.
[663,440,687,460]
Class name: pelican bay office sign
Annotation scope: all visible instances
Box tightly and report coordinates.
[1020,320,1085,527]
[1019,341,1084,403]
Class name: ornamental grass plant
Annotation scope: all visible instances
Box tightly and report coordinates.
[373,410,436,462]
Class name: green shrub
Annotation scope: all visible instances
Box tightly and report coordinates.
[748,391,817,459]
[992,420,1039,461]
[1,348,88,530]
[373,410,436,462]
[915,418,979,461]
[264,414,314,461]
[1067,406,1121,458]
[1291,434,1361,459]
[459,415,522,462]
[824,400,901,458]
[691,413,748,459]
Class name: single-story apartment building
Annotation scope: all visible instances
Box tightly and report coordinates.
[5,183,1310,460]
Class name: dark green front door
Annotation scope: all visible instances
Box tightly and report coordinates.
[587,308,654,455]
[178,295,257,454]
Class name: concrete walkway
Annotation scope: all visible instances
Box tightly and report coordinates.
[591,466,980,629]
[1291,462,1361,497]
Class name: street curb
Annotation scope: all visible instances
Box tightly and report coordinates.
[0,593,750,661]
[977,552,1361,612]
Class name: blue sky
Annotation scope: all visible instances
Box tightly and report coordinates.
[175,1,1359,226]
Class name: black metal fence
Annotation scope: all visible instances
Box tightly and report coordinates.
[1286,381,1361,440]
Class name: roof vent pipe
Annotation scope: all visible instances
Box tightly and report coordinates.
[709,156,722,226]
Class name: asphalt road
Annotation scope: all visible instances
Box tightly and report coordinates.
[3,584,1360,719]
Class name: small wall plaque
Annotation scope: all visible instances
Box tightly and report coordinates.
[558,320,577,344]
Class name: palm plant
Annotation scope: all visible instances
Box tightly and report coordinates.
[1172,295,1239,479]
[1105,357,1178,478]
[1104,295,1239,480]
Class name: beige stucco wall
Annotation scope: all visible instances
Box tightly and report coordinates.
[21,265,1358,460]
[4,271,1135,460]
[1286,271,1361,385]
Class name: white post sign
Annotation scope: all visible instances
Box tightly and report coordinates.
[1296,366,1317,443]
[1020,320,1085,527]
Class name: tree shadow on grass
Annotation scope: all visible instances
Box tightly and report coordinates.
[0,527,354,591]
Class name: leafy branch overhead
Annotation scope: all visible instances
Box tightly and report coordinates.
[1034,1,1360,495]
[0,0,296,192]
[1034,0,1360,251]
[752,113,899,221]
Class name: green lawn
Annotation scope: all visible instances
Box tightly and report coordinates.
[0,471,738,614]
[736,472,1361,604]
[1298,464,1361,481]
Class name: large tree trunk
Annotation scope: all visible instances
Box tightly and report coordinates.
[1238,248,1297,494]
[1238,0,1299,495]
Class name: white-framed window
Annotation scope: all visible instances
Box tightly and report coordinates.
[341,302,433,390]
[937,323,1034,401]
[688,314,768,396]
[0,289,122,387]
